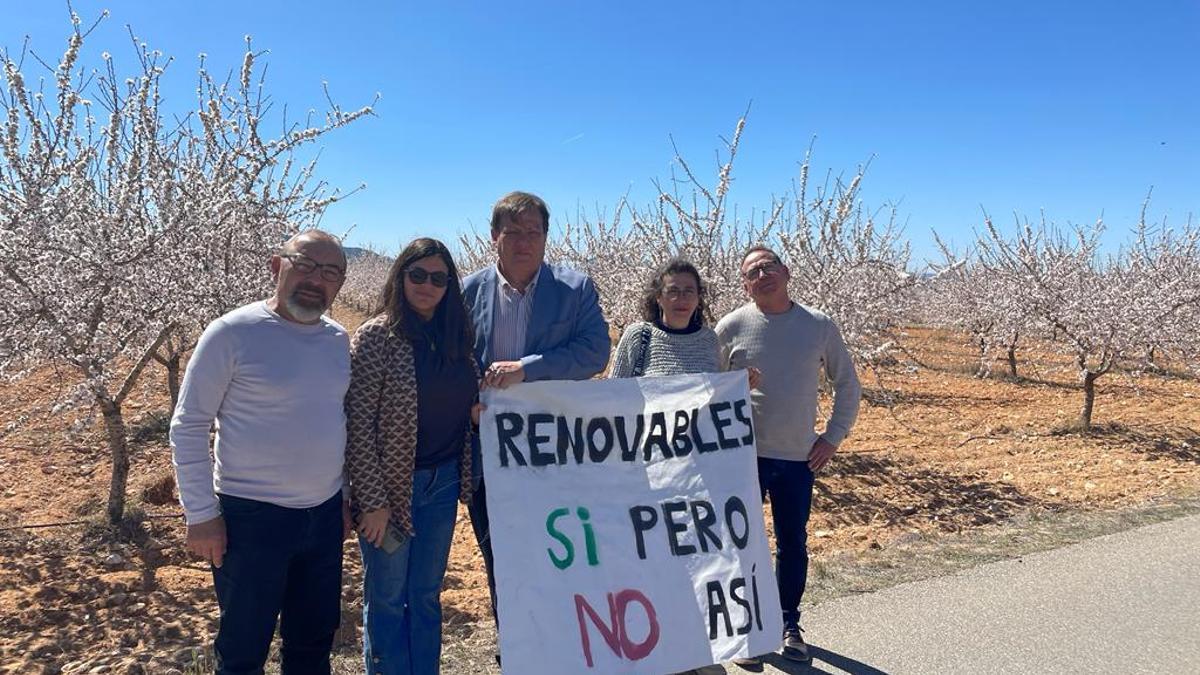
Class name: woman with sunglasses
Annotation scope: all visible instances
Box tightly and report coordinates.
[344,237,480,674]
[610,258,760,386]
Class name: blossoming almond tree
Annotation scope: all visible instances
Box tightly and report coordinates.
[925,236,1033,378]
[772,151,918,366]
[459,115,917,365]
[456,117,768,331]
[145,39,372,408]
[0,12,371,523]
[622,121,918,365]
[341,245,393,316]
[972,213,1200,430]
[1119,205,1200,373]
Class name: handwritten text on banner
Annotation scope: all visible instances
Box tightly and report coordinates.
[481,372,783,674]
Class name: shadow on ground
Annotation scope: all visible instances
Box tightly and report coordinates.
[739,646,889,674]
[812,451,1044,531]
[1064,422,1200,465]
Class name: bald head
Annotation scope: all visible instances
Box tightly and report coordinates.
[281,229,346,268]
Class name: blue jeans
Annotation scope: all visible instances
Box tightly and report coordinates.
[212,492,343,675]
[466,477,498,625]
[360,459,461,675]
[757,457,816,632]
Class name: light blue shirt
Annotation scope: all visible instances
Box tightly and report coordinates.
[490,265,541,362]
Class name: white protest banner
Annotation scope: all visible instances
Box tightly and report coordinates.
[480,371,782,674]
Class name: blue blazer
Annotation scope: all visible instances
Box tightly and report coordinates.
[463,262,611,482]
[462,262,611,382]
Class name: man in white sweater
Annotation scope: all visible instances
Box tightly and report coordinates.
[715,245,862,666]
[170,230,351,674]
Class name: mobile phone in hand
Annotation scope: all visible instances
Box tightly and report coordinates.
[354,511,406,554]
[379,523,406,554]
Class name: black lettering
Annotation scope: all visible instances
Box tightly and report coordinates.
[616,415,646,462]
[690,407,720,453]
[733,398,755,445]
[706,581,732,639]
[751,564,763,630]
[629,506,658,560]
[671,410,694,456]
[691,500,721,553]
[709,401,740,450]
[730,577,752,635]
[528,413,555,466]
[496,413,526,467]
[642,411,673,461]
[662,501,695,556]
[725,496,750,549]
[586,417,615,463]
[556,416,586,465]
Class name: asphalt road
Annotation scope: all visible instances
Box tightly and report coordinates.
[744,514,1200,675]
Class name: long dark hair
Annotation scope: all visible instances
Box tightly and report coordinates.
[374,237,473,362]
[640,258,710,329]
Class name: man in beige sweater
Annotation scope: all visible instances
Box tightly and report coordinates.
[716,245,862,666]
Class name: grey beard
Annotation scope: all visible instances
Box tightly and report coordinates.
[285,296,327,322]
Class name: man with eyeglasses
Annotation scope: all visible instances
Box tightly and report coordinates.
[715,245,862,667]
[170,229,353,674]
[461,191,611,649]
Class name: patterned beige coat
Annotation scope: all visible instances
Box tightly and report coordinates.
[344,314,475,536]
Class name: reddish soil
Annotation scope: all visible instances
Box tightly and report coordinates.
[1,318,1197,673]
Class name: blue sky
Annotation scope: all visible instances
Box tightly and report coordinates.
[5,1,1197,264]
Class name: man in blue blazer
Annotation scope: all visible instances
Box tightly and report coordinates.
[462,191,611,630]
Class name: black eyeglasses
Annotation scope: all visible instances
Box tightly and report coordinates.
[405,268,449,288]
[282,253,345,282]
[743,261,781,281]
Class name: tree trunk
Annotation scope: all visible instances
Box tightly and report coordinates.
[166,353,182,410]
[975,337,988,378]
[152,326,188,411]
[100,398,131,524]
[106,323,177,525]
[1006,343,1019,379]
[1079,371,1099,431]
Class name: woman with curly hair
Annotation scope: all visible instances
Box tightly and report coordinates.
[608,258,758,675]
[610,258,759,388]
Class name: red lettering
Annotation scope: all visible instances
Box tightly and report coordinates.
[616,589,660,659]
[574,593,621,667]
[574,589,661,668]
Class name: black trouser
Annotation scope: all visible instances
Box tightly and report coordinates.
[757,457,816,632]
[466,478,499,626]
[212,492,343,675]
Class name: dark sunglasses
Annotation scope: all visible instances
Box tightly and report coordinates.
[405,268,449,288]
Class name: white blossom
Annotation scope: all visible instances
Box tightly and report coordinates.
[0,11,374,523]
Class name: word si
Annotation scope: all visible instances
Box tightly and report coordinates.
[546,506,599,570]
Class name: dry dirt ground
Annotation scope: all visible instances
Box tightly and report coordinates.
[1,317,1198,673]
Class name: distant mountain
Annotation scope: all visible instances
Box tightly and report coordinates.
[344,246,391,262]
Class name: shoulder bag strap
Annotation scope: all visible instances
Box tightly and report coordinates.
[631,323,653,377]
